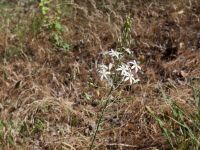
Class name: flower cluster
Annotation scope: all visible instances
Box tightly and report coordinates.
[98,48,141,85]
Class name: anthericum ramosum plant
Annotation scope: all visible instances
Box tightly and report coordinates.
[90,47,141,149]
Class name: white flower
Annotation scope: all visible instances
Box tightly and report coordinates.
[124,48,131,54]
[128,60,141,73]
[98,69,110,81]
[123,71,140,84]
[98,64,111,81]
[108,49,122,59]
[116,64,129,75]
[99,64,108,70]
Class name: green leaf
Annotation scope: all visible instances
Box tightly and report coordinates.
[54,21,63,32]
[62,43,70,51]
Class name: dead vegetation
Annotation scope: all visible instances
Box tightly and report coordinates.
[0,0,200,149]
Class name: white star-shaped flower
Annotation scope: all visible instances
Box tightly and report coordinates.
[116,64,129,75]
[108,49,122,59]
[123,71,140,84]
[128,60,141,73]
[98,64,111,81]
[98,69,110,81]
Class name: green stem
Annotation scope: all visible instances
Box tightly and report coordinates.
[89,86,114,150]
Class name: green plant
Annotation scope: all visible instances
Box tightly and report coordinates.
[0,120,21,148]
[0,120,5,142]
[39,0,51,15]
[190,78,200,108]
[146,106,175,148]
[32,119,45,134]
[118,15,133,49]
[50,23,70,51]
[39,0,69,51]
[89,16,141,149]
[146,88,200,150]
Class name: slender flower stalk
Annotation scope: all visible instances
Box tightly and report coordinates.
[89,86,114,150]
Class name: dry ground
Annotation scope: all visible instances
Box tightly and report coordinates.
[0,0,200,149]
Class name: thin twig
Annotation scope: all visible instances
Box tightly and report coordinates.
[107,143,138,148]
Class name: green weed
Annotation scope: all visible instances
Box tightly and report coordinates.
[0,120,22,149]
[118,15,133,49]
[39,0,51,15]
[147,87,200,150]
[39,0,70,51]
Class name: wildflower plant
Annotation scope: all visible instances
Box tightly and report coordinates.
[90,47,141,149]
[90,15,141,149]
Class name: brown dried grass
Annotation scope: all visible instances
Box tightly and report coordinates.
[0,0,200,149]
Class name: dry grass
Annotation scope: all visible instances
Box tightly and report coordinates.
[0,0,200,149]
